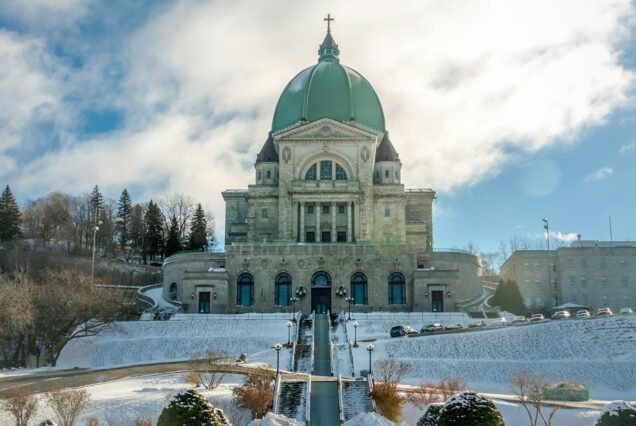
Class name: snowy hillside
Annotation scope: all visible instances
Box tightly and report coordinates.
[57,315,294,369]
[351,316,636,394]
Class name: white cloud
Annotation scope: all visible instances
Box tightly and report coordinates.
[2,0,635,238]
[619,141,636,153]
[548,231,579,243]
[0,0,92,29]
[583,166,614,182]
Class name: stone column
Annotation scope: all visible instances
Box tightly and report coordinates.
[353,200,360,241]
[315,202,320,242]
[331,202,337,242]
[347,202,352,242]
[300,201,305,243]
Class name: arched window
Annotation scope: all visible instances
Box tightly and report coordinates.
[169,282,178,301]
[237,273,254,306]
[320,160,333,180]
[389,272,405,305]
[275,273,291,306]
[335,164,347,180]
[305,164,317,180]
[312,271,331,287]
[350,272,368,305]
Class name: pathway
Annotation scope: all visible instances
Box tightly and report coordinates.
[310,313,341,426]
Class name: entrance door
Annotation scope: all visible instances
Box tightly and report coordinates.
[198,292,211,313]
[311,287,331,314]
[431,290,444,312]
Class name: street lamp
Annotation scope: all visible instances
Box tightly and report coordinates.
[366,343,374,375]
[345,296,354,320]
[290,296,299,321]
[274,343,282,375]
[91,212,102,288]
[353,321,359,347]
[287,321,292,346]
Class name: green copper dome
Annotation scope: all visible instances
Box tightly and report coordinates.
[271,31,385,133]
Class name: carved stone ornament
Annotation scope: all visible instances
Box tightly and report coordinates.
[320,125,332,137]
[282,146,291,163]
[361,146,370,163]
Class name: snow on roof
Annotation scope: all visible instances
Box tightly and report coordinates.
[248,412,303,426]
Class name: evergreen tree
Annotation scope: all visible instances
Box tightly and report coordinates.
[188,203,208,251]
[491,279,526,315]
[157,389,229,425]
[438,391,505,426]
[89,185,104,223]
[595,401,636,426]
[116,189,133,258]
[130,204,145,258]
[143,200,163,262]
[417,403,443,426]
[165,216,182,258]
[0,185,22,243]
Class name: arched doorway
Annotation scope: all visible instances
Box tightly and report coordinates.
[311,271,331,314]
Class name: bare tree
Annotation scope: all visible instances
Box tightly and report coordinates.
[406,376,467,409]
[0,271,35,364]
[463,242,479,255]
[510,371,561,426]
[47,387,91,426]
[371,357,410,422]
[438,376,468,400]
[134,417,153,426]
[159,193,195,243]
[185,351,229,390]
[1,387,38,426]
[232,367,275,419]
[498,240,510,261]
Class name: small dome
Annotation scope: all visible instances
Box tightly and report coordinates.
[271,32,385,133]
[375,132,400,162]
[255,132,278,164]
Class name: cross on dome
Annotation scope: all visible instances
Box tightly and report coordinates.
[324,14,334,33]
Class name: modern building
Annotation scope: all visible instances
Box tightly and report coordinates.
[162,25,484,314]
[500,241,636,311]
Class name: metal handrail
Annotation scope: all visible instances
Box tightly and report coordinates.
[337,374,345,424]
[327,310,334,376]
[310,311,315,375]
[305,376,312,426]
[273,372,282,414]
[343,319,355,377]
[367,373,377,412]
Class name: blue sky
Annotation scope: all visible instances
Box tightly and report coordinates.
[0,0,634,256]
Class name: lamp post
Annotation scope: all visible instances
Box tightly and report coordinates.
[345,296,354,320]
[353,321,359,347]
[90,212,102,288]
[290,296,299,321]
[366,343,374,375]
[287,321,292,345]
[274,343,282,375]
[543,218,555,306]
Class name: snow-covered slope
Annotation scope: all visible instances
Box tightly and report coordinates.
[352,316,636,392]
[57,316,293,369]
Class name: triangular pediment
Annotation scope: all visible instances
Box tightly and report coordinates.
[273,118,380,142]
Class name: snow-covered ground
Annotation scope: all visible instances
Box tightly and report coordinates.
[348,315,636,399]
[0,373,251,426]
[57,315,296,369]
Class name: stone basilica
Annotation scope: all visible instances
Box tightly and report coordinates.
[163,25,483,314]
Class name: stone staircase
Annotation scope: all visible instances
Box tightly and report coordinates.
[293,315,313,373]
[342,379,373,421]
[278,381,307,423]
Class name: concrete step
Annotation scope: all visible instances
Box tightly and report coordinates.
[278,381,307,423]
[342,380,373,421]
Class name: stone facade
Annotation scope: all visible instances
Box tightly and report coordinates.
[500,241,636,311]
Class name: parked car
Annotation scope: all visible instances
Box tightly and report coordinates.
[421,323,444,333]
[390,325,417,338]
[511,316,529,325]
[468,320,486,328]
[551,310,571,320]
[529,313,545,322]
[575,310,591,319]
[596,307,613,317]
[445,323,463,330]
[619,307,634,316]
[490,318,510,327]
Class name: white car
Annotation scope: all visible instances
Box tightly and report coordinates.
[490,318,510,327]
[575,310,591,319]
[619,307,634,316]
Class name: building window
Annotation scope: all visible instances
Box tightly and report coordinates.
[338,205,345,214]
[535,280,542,289]
[620,259,627,268]
[375,171,380,180]
[322,205,329,214]
[275,273,291,306]
[307,205,314,214]
[335,164,347,180]
[169,282,178,300]
[580,277,587,287]
[622,276,629,287]
[388,272,406,305]
[384,208,391,217]
[266,170,271,179]
[580,258,587,268]
[602,295,608,305]
[261,208,268,218]
[385,170,389,178]
[569,276,575,286]
[601,276,608,288]
[523,263,530,271]
[535,297,542,306]
[305,164,317,180]
[581,293,589,304]
[384,236,391,244]
[320,160,333,180]
[567,258,575,267]
[337,231,347,242]
[321,231,331,242]
[551,263,557,272]
[312,271,331,287]
[237,273,254,306]
[257,171,262,181]
[599,259,607,269]
[350,272,368,305]
[306,231,316,243]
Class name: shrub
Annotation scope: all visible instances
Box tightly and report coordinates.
[47,387,90,426]
[438,391,505,426]
[595,401,636,426]
[232,367,275,419]
[417,403,443,426]
[1,387,38,426]
[157,389,229,426]
[186,351,229,390]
